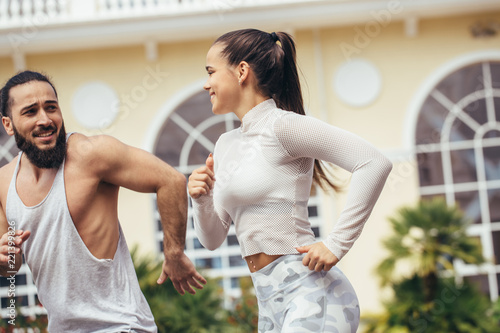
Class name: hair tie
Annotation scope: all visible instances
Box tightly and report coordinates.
[270,32,278,42]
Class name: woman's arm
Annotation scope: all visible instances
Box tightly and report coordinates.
[189,154,231,251]
[275,112,393,261]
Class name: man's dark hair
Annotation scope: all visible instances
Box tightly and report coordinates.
[0,70,58,118]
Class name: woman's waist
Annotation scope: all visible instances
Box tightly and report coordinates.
[245,253,284,273]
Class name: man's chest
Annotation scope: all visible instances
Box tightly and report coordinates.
[15,170,57,207]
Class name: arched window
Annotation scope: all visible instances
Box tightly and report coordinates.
[151,89,325,304]
[415,60,500,300]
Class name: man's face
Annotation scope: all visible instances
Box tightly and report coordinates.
[2,80,66,169]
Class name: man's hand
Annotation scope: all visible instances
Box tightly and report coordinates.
[0,229,31,275]
[296,242,339,272]
[157,252,207,295]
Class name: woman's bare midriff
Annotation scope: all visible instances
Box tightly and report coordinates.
[245,253,283,273]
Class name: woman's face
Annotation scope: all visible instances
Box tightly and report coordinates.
[203,43,240,115]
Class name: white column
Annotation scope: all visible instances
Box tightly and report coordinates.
[120,0,133,15]
[12,51,26,72]
[57,0,68,18]
[10,0,21,23]
[313,28,329,123]
[46,0,57,17]
[405,17,419,38]
[145,40,158,62]
[0,0,10,26]
[22,0,33,20]
[144,0,156,12]
[34,0,45,17]
[107,0,121,16]
[69,0,97,20]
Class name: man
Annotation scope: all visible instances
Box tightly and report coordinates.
[0,71,206,332]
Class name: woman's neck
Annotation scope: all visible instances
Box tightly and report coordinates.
[234,92,270,121]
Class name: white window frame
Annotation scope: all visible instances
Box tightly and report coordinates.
[405,50,500,301]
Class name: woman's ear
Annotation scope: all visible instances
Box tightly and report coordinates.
[237,61,250,85]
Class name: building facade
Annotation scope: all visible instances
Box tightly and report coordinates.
[0,0,499,321]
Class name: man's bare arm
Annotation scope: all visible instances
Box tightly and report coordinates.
[154,173,206,294]
[75,134,206,294]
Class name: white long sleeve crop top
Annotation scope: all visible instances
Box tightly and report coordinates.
[191,99,392,261]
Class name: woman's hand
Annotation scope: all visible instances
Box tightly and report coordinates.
[296,242,339,272]
[188,154,215,199]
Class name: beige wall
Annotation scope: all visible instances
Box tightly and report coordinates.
[0,57,13,79]
[297,12,500,147]
[0,10,499,313]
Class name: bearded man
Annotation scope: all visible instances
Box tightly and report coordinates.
[0,71,206,332]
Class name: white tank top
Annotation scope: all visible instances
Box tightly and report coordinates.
[192,99,392,260]
[6,136,157,332]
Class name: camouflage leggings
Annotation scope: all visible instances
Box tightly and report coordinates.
[250,254,360,333]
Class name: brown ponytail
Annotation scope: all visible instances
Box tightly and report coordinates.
[214,29,337,191]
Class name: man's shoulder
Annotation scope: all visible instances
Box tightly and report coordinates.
[67,133,120,160]
[0,157,19,195]
[0,157,18,179]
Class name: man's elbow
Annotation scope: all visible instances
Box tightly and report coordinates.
[173,170,187,189]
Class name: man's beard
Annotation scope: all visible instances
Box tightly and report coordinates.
[13,123,67,169]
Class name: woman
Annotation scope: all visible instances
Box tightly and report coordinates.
[188,29,392,332]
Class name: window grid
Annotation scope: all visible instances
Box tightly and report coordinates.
[416,61,500,301]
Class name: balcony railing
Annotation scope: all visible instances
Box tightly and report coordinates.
[1,0,499,60]
[0,0,320,29]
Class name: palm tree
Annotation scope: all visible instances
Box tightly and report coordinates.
[226,276,258,332]
[376,197,484,302]
[131,247,232,333]
[364,198,500,333]
[364,273,500,333]
[364,199,500,333]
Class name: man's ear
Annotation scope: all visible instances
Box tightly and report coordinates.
[2,116,14,136]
